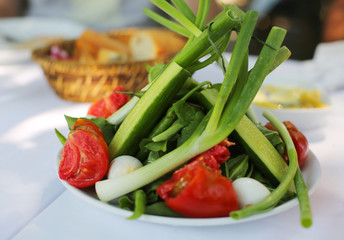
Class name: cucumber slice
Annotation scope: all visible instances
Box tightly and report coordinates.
[233,115,290,187]
[109,62,190,159]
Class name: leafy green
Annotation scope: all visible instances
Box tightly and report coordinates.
[144,140,168,152]
[55,128,66,145]
[64,115,117,145]
[226,154,251,181]
[145,202,183,217]
[127,190,147,220]
[256,123,285,155]
[146,62,166,83]
[118,196,134,210]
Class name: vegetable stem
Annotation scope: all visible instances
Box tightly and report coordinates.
[171,0,196,23]
[194,0,210,30]
[143,8,191,38]
[127,189,147,220]
[152,120,184,142]
[294,165,313,227]
[173,8,241,67]
[205,11,257,133]
[149,0,202,37]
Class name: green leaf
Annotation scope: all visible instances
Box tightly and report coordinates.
[227,154,250,181]
[63,115,117,146]
[173,101,199,126]
[89,117,118,145]
[145,151,161,165]
[64,115,77,130]
[143,177,167,203]
[127,189,147,220]
[146,62,166,83]
[118,195,134,210]
[55,128,66,145]
[250,168,274,188]
[144,140,168,152]
[177,110,204,146]
[257,123,285,155]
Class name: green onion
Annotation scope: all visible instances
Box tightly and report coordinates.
[294,168,313,228]
[149,0,202,37]
[96,6,287,202]
[126,189,147,220]
[171,0,196,23]
[194,0,210,30]
[143,8,191,38]
[205,11,258,133]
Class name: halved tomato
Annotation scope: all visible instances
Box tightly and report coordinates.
[59,119,109,188]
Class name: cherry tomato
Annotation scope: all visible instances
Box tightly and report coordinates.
[59,119,109,188]
[157,139,238,218]
[87,86,129,119]
[265,121,309,167]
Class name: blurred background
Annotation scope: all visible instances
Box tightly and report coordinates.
[0,0,344,60]
[0,0,343,60]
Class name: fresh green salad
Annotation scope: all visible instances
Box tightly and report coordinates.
[56,0,312,227]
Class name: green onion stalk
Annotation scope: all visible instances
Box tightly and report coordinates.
[96,0,287,203]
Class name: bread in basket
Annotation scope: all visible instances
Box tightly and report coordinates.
[32,28,186,102]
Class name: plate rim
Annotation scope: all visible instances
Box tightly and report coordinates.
[56,149,321,227]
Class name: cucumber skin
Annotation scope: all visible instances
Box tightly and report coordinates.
[109,62,190,159]
[233,115,289,186]
[195,89,290,187]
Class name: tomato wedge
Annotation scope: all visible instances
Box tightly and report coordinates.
[157,161,238,218]
[157,139,238,218]
[59,119,109,188]
[87,86,129,119]
[265,121,309,167]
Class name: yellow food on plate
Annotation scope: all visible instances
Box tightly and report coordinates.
[254,85,328,109]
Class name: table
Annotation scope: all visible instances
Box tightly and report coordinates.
[1,50,344,240]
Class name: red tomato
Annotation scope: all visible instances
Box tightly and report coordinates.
[157,139,238,218]
[265,121,309,167]
[202,139,235,165]
[87,86,129,119]
[157,161,239,218]
[59,119,109,188]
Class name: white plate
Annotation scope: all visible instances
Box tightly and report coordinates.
[56,150,320,226]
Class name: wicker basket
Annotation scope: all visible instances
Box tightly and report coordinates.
[32,28,186,102]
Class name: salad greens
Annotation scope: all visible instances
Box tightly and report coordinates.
[57,0,312,227]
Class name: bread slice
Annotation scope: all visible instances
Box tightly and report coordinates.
[73,29,129,62]
[129,29,185,61]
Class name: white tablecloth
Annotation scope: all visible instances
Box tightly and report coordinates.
[1,48,344,240]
